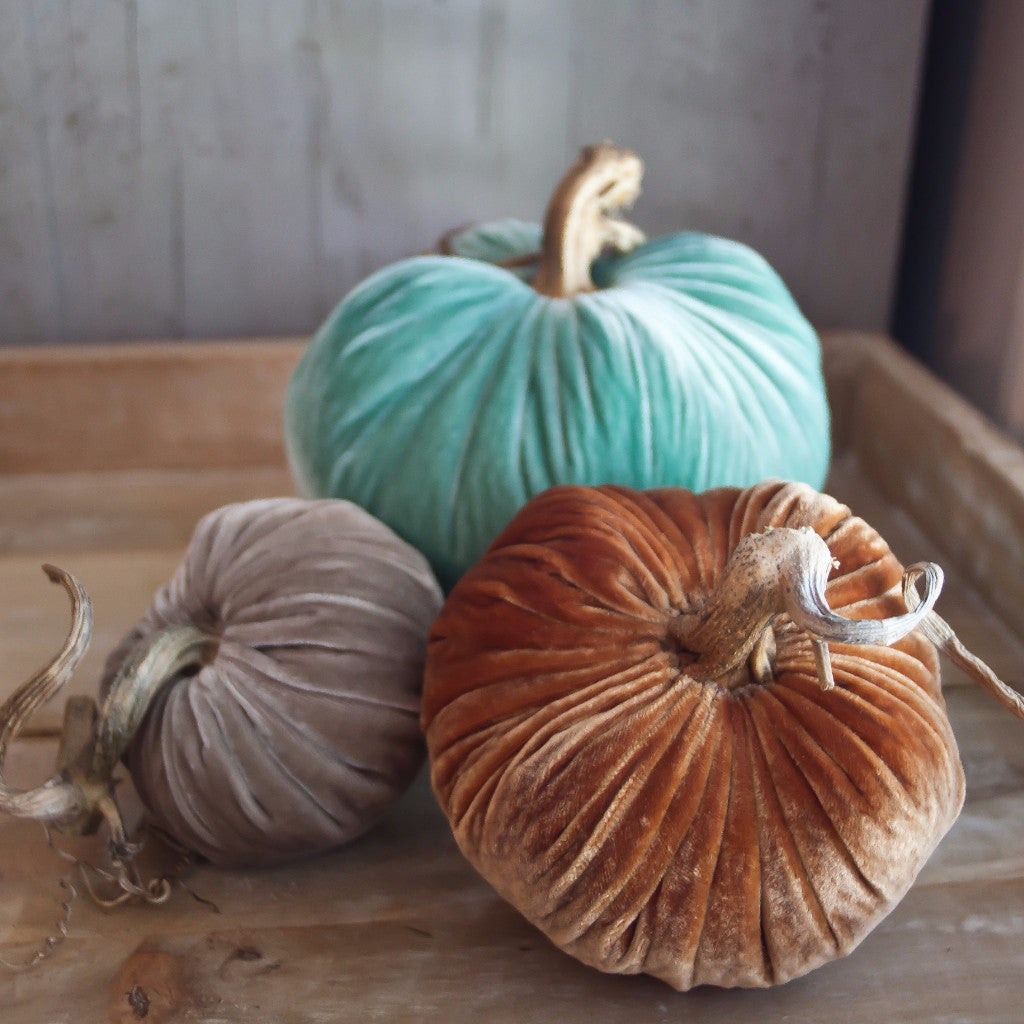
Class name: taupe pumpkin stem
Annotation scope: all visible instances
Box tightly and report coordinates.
[531,142,647,298]
[903,568,1024,721]
[0,566,216,918]
[91,625,216,784]
[0,566,91,823]
[673,527,944,691]
[0,566,215,831]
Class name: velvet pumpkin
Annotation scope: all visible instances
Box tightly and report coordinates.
[285,144,831,591]
[0,499,443,869]
[421,479,968,989]
[98,498,445,866]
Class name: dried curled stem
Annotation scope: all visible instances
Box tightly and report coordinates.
[439,143,646,294]
[903,568,1024,722]
[0,566,91,823]
[531,142,647,298]
[0,566,215,941]
[0,870,76,972]
[91,624,216,785]
[673,527,944,691]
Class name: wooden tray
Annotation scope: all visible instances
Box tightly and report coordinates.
[1,333,1022,1022]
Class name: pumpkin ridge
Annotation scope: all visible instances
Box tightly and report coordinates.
[222,711,366,840]
[830,636,940,693]
[571,685,731,980]
[448,302,540,519]
[158,685,230,851]
[756,681,915,907]
[536,699,696,921]
[578,298,674,480]
[497,655,670,763]
[433,715,529,832]
[633,711,728,990]
[737,701,775,985]
[183,674,285,830]
[620,484,738,609]
[487,661,687,855]
[617,305,658,481]
[757,671,918,827]
[237,588,433,631]
[746,692,874,948]
[425,636,662,749]
[667,285,819,367]
[724,480,778,544]
[743,695,818,985]
[566,300,598,439]
[251,722,399,843]
[623,737,710,975]
[687,489,739,594]
[826,662,963,818]
[446,553,601,624]
[375,318,511,520]
[664,310,754,484]
[539,681,718,915]
[821,516,894,568]
[212,654,399,784]
[690,706,738,983]
[219,644,419,712]
[828,651,950,746]
[636,277,815,346]
[439,656,672,831]
[806,651,956,788]
[632,487,720,604]
[518,492,678,613]
[513,657,678,764]
[691,493,735,589]
[752,480,846,539]
[756,674,891,832]
[524,304,575,490]
[580,490,693,609]
[584,689,727,961]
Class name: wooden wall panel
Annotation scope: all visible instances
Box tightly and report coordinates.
[0,0,928,345]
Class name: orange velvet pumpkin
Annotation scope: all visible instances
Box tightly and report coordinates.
[422,479,966,990]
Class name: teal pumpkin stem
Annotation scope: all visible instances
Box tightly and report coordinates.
[671,527,945,692]
[531,142,648,298]
[285,143,834,592]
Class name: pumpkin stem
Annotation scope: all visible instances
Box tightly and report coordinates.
[671,527,944,692]
[0,566,91,824]
[0,566,216,923]
[89,624,217,786]
[903,569,1024,722]
[531,142,647,298]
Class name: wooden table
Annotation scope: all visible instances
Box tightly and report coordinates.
[1,334,1023,1022]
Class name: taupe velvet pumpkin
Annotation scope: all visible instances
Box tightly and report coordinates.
[99,498,444,866]
[422,480,968,989]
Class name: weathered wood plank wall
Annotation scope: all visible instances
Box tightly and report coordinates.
[0,0,928,345]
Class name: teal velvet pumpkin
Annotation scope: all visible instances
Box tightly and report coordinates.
[285,145,830,591]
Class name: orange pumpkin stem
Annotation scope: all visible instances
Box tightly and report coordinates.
[531,142,647,298]
[672,527,944,692]
[903,569,1024,721]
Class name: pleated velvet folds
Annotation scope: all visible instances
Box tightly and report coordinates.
[423,480,965,989]
[101,498,443,867]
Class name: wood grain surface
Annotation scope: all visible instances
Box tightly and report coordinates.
[1,333,1023,1022]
